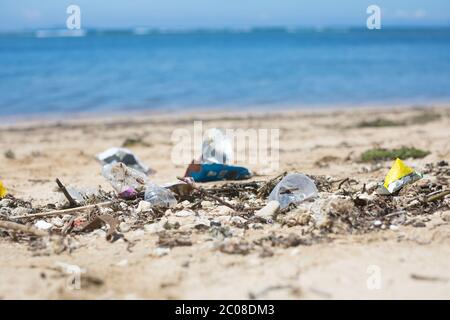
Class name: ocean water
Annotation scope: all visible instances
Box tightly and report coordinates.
[1,28,450,117]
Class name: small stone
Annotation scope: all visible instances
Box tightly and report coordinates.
[91,229,106,237]
[201,200,214,209]
[255,201,280,222]
[135,201,153,214]
[144,220,166,234]
[175,210,194,217]
[34,220,53,230]
[210,220,221,227]
[250,223,264,230]
[211,205,235,216]
[373,220,382,227]
[194,217,210,228]
[389,225,399,231]
[119,222,131,233]
[413,221,426,228]
[365,181,379,193]
[175,200,191,209]
[50,217,64,228]
[441,210,450,222]
[230,216,247,225]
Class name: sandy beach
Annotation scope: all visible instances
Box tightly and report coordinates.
[0,105,449,299]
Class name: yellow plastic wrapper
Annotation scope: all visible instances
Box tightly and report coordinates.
[379,158,422,194]
[0,180,7,198]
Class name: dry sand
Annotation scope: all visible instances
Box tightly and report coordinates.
[0,105,449,299]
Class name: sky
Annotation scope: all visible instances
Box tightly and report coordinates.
[0,0,449,31]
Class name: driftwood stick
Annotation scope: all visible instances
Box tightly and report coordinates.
[55,178,78,207]
[0,221,49,237]
[10,201,112,220]
[427,190,450,202]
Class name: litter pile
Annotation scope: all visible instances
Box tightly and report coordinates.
[0,139,449,257]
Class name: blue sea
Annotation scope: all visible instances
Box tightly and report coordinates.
[1,28,450,117]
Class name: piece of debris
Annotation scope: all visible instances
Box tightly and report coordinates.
[102,162,149,199]
[157,231,192,248]
[4,150,15,159]
[185,162,252,182]
[255,200,280,222]
[183,129,252,182]
[0,180,7,199]
[144,183,177,208]
[96,147,154,174]
[268,173,318,209]
[79,214,121,242]
[0,220,49,237]
[219,240,252,255]
[135,200,153,214]
[378,158,422,194]
[34,220,53,231]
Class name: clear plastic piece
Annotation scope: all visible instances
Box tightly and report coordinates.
[268,173,318,209]
[102,162,149,199]
[144,183,177,208]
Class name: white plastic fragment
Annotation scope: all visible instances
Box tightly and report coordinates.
[34,220,53,231]
[255,200,280,222]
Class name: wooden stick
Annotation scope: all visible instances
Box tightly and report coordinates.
[0,221,49,237]
[427,190,450,202]
[10,201,112,220]
[56,178,78,207]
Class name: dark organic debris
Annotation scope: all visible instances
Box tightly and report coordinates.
[157,231,192,248]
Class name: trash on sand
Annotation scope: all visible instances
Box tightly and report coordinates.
[0,220,48,237]
[34,220,53,231]
[96,147,154,175]
[268,173,318,209]
[184,162,252,182]
[0,180,7,198]
[66,187,99,205]
[161,179,194,196]
[255,200,280,222]
[378,158,423,194]
[80,214,121,242]
[182,128,252,182]
[201,128,233,164]
[144,183,177,208]
[102,162,149,199]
